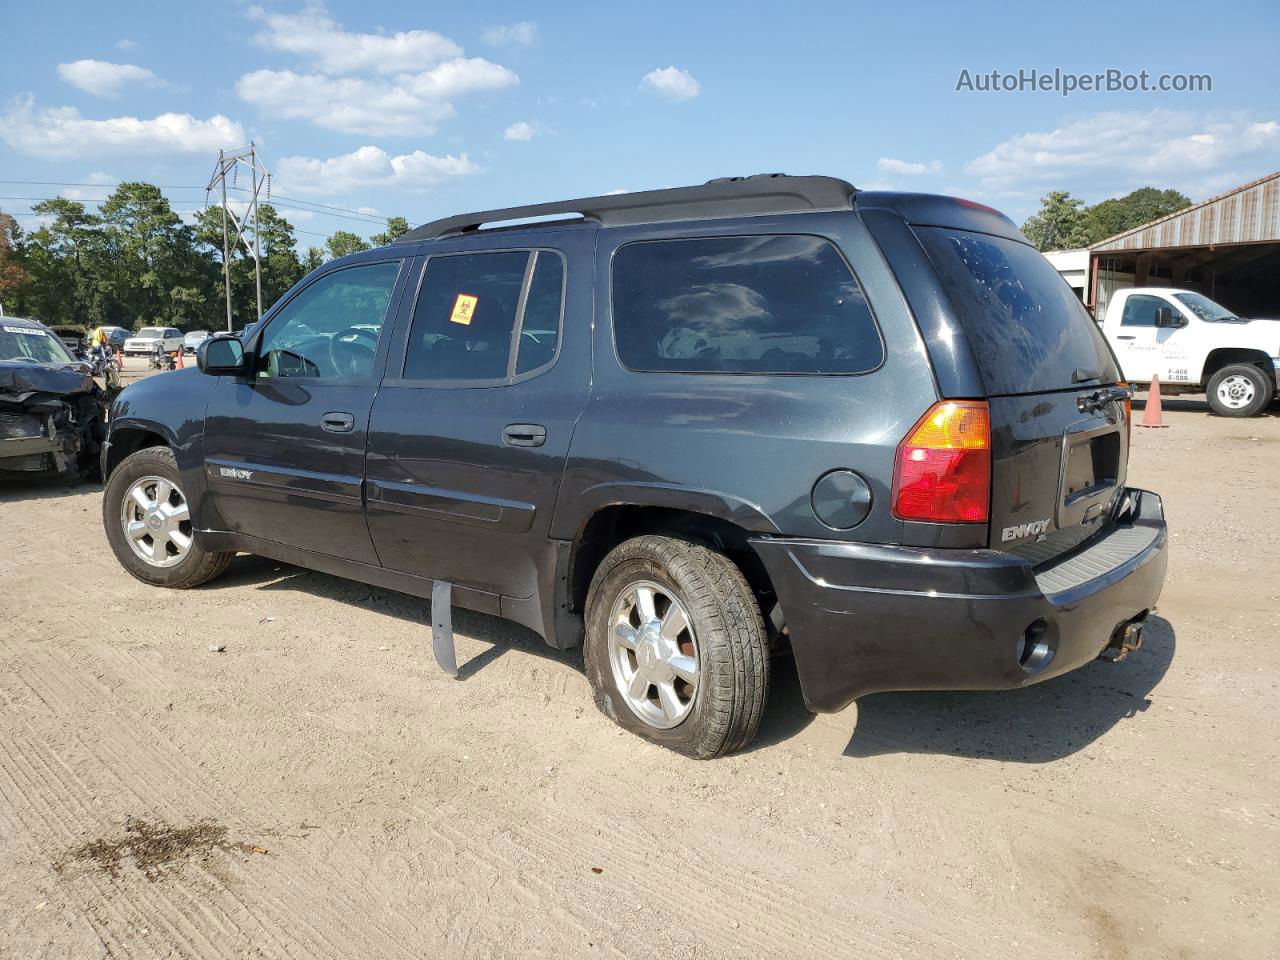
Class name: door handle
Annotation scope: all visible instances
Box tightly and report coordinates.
[321,411,355,433]
[503,423,547,447]
[1116,335,1136,341]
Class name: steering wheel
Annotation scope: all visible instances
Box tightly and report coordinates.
[327,326,379,379]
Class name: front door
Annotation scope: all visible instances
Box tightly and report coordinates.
[1112,293,1175,382]
[202,258,408,564]
[364,232,593,600]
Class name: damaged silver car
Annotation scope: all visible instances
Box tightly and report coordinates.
[0,316,107,479]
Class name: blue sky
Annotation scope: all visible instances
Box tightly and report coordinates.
[2,0,1277,247]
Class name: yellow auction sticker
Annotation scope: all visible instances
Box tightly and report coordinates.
[449,293,478,325]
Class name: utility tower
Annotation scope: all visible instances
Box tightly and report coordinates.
[206,143,271,332]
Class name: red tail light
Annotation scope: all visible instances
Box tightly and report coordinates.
[892,401,991,524]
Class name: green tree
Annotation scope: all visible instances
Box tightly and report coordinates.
[1021,191,1090,251]
[22,197,105,324]
[99,182,211,329]
[303,246,326,271]
[326,230,371,260]
[370,215,410,247]
[0,210,29,314]
[1080,187,1191,244]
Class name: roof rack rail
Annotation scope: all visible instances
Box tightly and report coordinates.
[399,173,857,242]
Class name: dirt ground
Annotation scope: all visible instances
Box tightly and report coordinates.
[1,394,1277,959]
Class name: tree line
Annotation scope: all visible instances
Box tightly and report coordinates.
[0,181,409,332]
[1020,186,1191,252]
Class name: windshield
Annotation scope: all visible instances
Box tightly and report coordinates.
[916,227,1119,394]
[1173,292,1238,322]
[136,328,164,338]
[0,324,76,364]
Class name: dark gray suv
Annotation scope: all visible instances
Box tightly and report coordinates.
[101,174,1167,758]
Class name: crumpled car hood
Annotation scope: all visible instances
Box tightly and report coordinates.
[0,360,96,399]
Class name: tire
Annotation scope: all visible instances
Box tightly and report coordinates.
[584,535,769,759]
[102,446,234,589]
[1206,364,1272,417]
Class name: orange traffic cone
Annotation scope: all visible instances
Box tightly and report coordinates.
[176,348,184,369]
[1137,374,1168,428]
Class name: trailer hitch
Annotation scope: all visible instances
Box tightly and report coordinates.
[1099,617,1145,662]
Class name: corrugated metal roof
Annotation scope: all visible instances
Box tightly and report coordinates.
[1090,171,1280,252]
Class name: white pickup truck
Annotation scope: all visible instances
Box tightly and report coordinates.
[1099,288,1280,417]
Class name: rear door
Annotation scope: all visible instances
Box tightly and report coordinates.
[363,229,592,600]
[202,258,408,564]
[914,226,1129,562]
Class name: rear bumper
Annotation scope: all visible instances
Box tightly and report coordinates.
[751,488,1168,713]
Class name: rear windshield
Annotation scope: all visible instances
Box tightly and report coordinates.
[916,227,1118,394]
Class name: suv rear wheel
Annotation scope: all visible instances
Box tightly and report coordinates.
[103,446,234,588]
[1206,363,1271,417]
[584,535,769,759]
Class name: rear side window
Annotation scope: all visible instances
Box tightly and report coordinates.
[611,235,883,374]
[1120,294,1165,327]
[916,228,1119,394]
[403,250,564,382]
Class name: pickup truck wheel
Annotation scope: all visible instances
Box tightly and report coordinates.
[102,446,234,588]
[1206,364,1271,417]
[584,535,769,759]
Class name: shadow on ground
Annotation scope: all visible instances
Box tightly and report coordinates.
[203,557,1176,761]
[0,472,100,504]
[208,554,582,678]
[1132,392,1280,417]
[840,616,1176,763]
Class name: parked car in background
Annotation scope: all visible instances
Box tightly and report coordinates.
[102,326,131,350]
[122,326,183,357]
[1099,287,1280,417]
[183,330,211,354]
[1,316,106,477]
[101,174,1168,758]
[49,325,88,355]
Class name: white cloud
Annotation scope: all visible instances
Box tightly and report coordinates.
[968,109,1280,192]
[0,96,244,158]
[504,121,535,141]
[60,171,117,202]
[878,157,943,176]
[115,39,138,51]
[275,145,481,195]
[640,66,700,101]
[482,21,538,46]
[249,4,461,74]
[237,58,517,135]
[57,60,161,97]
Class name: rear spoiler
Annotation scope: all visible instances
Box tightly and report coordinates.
[856,192,1028,243]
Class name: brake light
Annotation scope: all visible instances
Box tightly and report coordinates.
[892,401,991,524]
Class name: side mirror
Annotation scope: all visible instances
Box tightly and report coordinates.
[196,334,247,375]
[1155,306,1186,328]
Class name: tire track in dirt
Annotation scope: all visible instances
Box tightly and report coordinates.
[0,635,423,959]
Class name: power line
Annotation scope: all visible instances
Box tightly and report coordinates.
[0,179,398,226]
[1,193,390,228]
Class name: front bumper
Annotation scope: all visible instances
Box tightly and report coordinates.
[751,488,1168,713]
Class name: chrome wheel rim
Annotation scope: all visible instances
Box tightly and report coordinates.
[1216,374,1255,410]
[607,580,699,729]
[120,475,192,568]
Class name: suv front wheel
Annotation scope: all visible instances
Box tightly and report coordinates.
[584,535,770,759]
[103,446,234,588]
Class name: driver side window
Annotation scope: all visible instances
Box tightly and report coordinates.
[256,261,401,381]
